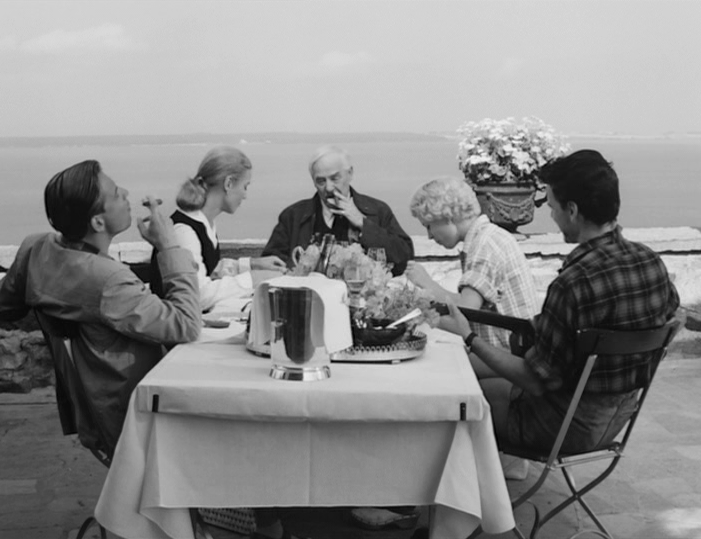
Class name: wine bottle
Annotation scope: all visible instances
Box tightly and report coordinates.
[314,233,336,275]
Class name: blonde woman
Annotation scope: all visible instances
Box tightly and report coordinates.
[150,146,286,311]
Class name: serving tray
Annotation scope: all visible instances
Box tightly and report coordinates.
[245,332,427,364]
[329,332,427,364]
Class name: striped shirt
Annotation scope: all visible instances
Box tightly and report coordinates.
[458,215,539,350]
[530,226,680,393]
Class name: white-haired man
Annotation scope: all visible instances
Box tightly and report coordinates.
[262,145,414,275]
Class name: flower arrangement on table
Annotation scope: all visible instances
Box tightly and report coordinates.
[455,116,570,231]
[291,242,439,345]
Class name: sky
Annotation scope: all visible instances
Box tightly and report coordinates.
[1,0,700,137]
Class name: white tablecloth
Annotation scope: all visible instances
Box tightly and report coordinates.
[95,327,515,539]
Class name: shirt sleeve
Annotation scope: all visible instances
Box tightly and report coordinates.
[174,222,253,312]
[458,256,501,307]
[99,246,202,345]
[528,279,576,389]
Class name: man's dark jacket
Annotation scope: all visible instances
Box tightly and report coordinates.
[262,188,414,275]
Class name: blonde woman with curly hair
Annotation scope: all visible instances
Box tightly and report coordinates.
[407,176,539,354]
[150,146,286,311]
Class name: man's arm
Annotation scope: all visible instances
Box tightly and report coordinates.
[441,302,545,395]
[0,235,40,321]
[100,247,201,345]
[100,196,201,344]
[261,212,293,268]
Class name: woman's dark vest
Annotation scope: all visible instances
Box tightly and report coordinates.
[149,211,220,298]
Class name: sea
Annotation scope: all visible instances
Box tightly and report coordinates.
[0,133,699,245]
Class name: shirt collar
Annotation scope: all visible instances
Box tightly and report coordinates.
[178,209,218,246]
[560,225,622,272]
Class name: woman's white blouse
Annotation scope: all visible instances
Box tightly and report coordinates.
[173,210,252,312]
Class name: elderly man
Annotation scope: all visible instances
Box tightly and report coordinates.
[262,145,414,275]
[443,150,679,452]
[0,160,201,455]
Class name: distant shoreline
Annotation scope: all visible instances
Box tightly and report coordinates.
[1,131,700,148]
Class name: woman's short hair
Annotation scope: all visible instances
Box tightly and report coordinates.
[176,146,252,211]
[410,176,481,226]
[44,160,104,241]
[540,149,620,225]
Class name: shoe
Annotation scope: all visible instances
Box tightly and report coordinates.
[350,507,420,530]
[500,453,529,480]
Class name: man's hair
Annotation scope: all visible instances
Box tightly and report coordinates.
[410,176,481,226]
[540,149,620,225]
[308,145,352,176]
[176,146,252,211]
[44,160,104,241]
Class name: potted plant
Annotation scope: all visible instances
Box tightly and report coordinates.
[457,116,570,232]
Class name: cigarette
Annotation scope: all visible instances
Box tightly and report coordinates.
[142,198,163,208]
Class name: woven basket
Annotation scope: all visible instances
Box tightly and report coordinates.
[198,508,257,535]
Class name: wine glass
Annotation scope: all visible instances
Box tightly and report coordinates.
[368,248,387,266]
[343,265,366,308]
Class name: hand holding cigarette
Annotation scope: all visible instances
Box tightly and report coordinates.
[142,198,163,208]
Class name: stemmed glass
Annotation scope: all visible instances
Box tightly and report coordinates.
[367,248,387,266]
[344,265,365,302]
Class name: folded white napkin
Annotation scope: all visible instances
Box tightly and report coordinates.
[249,273,352,354]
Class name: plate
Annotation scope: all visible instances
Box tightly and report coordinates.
[330,332,426,364]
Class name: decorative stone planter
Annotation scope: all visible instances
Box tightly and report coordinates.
[471,183,537,233]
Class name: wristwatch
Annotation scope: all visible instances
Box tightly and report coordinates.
[463,332,478,353]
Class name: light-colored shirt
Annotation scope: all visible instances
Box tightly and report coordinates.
[0,233,201,452]
[458,215,539,350]
[173,210,253,311]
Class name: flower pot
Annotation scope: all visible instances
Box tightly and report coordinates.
[470,182,537,233]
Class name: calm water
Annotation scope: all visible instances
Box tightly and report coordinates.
[0,135,699,245]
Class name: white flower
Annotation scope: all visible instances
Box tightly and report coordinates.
[457,117,570,185]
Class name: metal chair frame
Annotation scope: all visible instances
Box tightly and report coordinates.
[36,310,217,539]
[500,320,681,539]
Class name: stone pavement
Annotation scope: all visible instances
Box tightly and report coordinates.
[1,329,700,539]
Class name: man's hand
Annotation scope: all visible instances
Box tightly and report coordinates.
[251,256,288,272]
[438,301,473,339]
[405,261,434,289]
[329,190,365,229]
[137,195,178,251]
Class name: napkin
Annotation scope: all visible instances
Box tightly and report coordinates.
[249,273,352,354]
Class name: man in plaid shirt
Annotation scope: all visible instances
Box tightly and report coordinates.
[443,150,679,453]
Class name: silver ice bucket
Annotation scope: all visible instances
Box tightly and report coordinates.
[268,286,331,381]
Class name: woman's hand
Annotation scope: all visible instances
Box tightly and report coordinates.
[251,256,288,272]
[405,261,434,289]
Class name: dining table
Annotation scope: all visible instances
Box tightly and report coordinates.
[94,311,515,539]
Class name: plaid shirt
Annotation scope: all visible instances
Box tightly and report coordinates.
[529,226,679,393]
[458,215,539,350]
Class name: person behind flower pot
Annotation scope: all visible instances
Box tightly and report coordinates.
[261,145,414,275]
[150,146,287,312]
[406,176,540,351]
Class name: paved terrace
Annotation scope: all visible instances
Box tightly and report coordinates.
[1,227,700,539]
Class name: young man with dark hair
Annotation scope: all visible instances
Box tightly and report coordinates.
[443,149,679,453]
[0,160,201,454]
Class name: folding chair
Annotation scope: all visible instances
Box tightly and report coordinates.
[500,319,681,539]
[34,310,111,539]
[36,310,218,539]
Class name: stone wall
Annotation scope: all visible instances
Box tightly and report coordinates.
[2,227,700,393]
